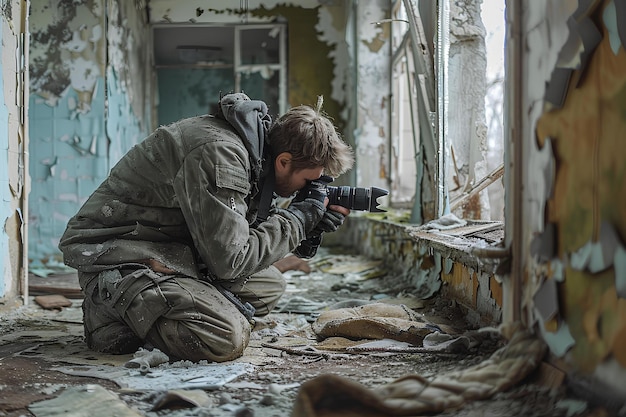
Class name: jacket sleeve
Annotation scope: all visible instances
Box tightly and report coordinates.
[173,139,305,282]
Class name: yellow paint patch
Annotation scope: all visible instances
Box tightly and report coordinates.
[562,267,620,372]
[442,263,477,309]
[490,276,502,307]
[543,316,559,333]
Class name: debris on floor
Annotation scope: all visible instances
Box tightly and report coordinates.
[292,322,546,417]
[0,249,613,417]
[55,361,254,391]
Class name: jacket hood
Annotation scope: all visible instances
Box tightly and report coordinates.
[217,93,272,180]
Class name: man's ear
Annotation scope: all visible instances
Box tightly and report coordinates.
[275,152,292,174]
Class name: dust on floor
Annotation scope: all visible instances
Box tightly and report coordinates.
[0,248,615,417]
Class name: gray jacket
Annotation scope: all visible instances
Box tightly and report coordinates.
[58,114,304,281]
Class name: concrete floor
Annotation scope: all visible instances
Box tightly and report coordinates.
[0,248,614,417]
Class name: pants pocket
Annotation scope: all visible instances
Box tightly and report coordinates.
[105,268,173,339]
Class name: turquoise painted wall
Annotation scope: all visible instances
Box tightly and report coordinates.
[28,80,107,266]
[106,67,149,166]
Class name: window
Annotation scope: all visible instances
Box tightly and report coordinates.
[389,0,505,223]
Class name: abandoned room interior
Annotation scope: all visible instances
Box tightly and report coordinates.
[0,0,625,416]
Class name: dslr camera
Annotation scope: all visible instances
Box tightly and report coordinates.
[293,175,388,258]
[297,175,388,213]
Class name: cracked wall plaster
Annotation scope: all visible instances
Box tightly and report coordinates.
[353,0,390,192]
[107,0,152,137]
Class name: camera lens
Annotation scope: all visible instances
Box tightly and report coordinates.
[327,185,388,212]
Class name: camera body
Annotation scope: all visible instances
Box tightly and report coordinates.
[292,176,388,259]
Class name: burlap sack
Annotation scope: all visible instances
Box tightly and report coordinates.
[311,302,438,345]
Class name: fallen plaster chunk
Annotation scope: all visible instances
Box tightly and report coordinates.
[277,295,327,314]
[312,303,450,346]
[124,347,169,374]
[346,338,414,351]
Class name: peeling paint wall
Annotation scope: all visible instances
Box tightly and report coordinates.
[519,0,626,401]
[106,0,152,160]
[353,0,390,192]
[28,0,108,266]
[0,0,27,300]
[28,0,151,266]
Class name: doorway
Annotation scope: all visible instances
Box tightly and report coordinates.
[153,24,287,125]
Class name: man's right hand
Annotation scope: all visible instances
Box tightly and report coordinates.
[286,197,326,236]
[312,206,348,234]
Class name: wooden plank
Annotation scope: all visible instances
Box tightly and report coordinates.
[34,294,73,310]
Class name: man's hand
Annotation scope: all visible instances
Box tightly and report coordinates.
[313,204,350,234]
[143,259,176,274]
[285,197,326,236]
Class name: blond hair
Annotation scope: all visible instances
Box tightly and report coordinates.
[268,96,354,178]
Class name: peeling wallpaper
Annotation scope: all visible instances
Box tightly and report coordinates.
[29,0,106,109]
[28,0,107,265]
[523,0,626,395]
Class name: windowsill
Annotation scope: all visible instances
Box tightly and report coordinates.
[345,211,509,276]
[406,219,508,275]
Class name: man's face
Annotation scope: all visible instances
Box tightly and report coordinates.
[274,164,325,198]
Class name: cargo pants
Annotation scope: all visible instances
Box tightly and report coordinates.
[79,266,286,362]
